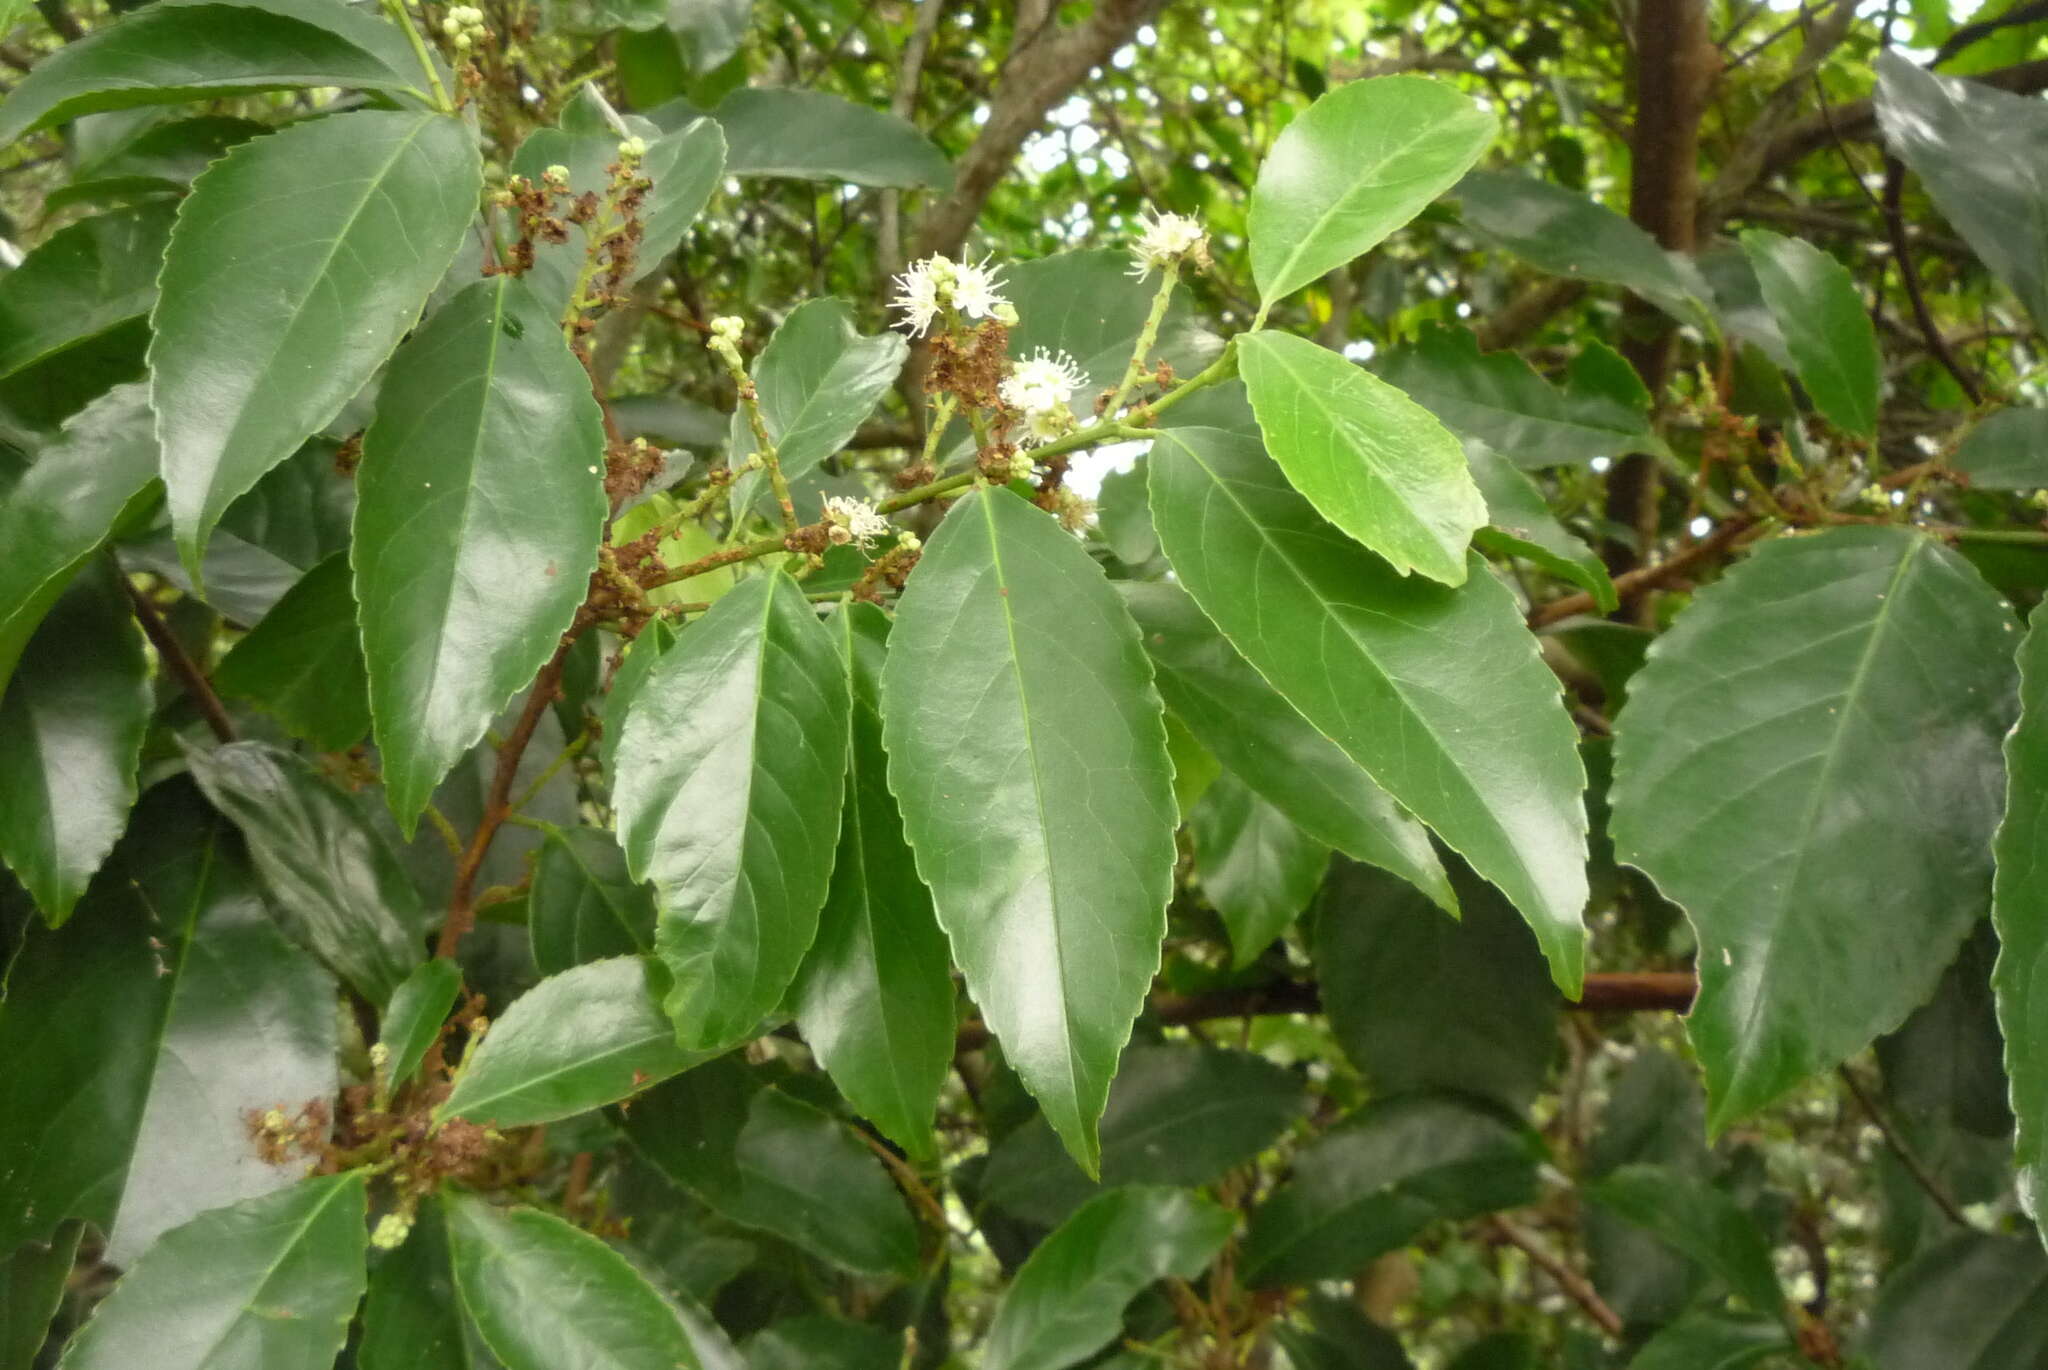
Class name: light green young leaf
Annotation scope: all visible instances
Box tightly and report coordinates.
[881,487,1177,1174]
[1611,527,2018,1132]
[615,572,850,1051]
[1239,329,1487,585]
[1147,427,1588,994]
[55,1173,367,1370]
[152,109,480,584]
[1740,230,1880,439]
[354,274,606,832]
[1249,75,1495,307]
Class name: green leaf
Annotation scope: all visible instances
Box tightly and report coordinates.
[1862,1232,2048,1368]
[1992,609,2048,1244]
[1739,230,1880,439]
[211,551,371,752]
[982,1187,1235,1370]
[705,88,950,189]
[881,487,1177,1173]
[1954,408,2048,490]
[0,0,430,147]
[1378,324,1660,469]
[745,1317,902,1370]
[438,957,711,1128]
[1588,1165,1784,1319]
[1626,1316,1792,1370]
[1583,1048,1710,1329]
[55,1173,367,1370]
[0,384,159,696]
[379,957,463,1088]
[600,619,676,778]
[360,1199,501,1370]
[1314,858,1557,1115]
[152,108,480,582]
[0,202,174,381]
[183,740,427,1005]
[1875,52,2048,331]
[1120,580,1453,914]
[1238,330,1487,585]
[0,1220,83,1370]
[1147,427,1588,994]
[354,274,606,831]
[615,570,850,1050]
[531,825,658,975]
[1189,773,1331,967]
[445,1193,710,1370]
[1003,249,1221,396]
[1248,75,1495,307]
[791,604,954,1162]
[1610,527,2019,1130]
[1457,170,1706,327]
[0,783,339,1265]
[0,566,150,925]
[623,1069,919,1278]
[729,298,907,515]
[1466,440,1617,612]
[44,114,267,216]
[979,1044,1308,1228]
[1880,923,2013,1141]
[1272,1293,1416,1370]
[1242,1094,1540,1287]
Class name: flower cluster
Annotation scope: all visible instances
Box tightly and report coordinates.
[890,254,1015,336]
[822,495,892,548]
[440,4,487,52]
[1000,349,1087,446]
[1128,209,1209,279]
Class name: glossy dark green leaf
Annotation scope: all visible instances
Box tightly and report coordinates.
[1626,1316,1792,1370]
[600,619,676,779]
[1879,922,2013,1141]
[56,1173,367,1370]
[709,88,950,189]
[1954,408,2048,490]
[45,114,267,216]
[152,109,480,582]
[623,1069,919,1277]
[439,957,710,1128]
[1378,325,1661,469]
[1239,329,1487,585]
[1862,1232,2048,1369]
[744,1316,901,1370]
[0,202,173,380]
[1466,440,1616,612]
[379,957,463,1088]
[1589,1165,1783,1318]
[0,0,429,147]
[1457,170,1705,326]
[1993,609,2048,1242]
[982,1187,1234,1370]
[1315,858,1557,1114]
[531,825,658,975]
[0,384,159,695]
[1120,580,1453,914]
[183,739,427,1005]
[1875,52,2048,330]
[1584,1048,1710,1329]
[0,566,150,925]
[1003,249,1221,396]
[1189,773,1330,967]
[445,1194,708,1370]
[1610,527,2019,1130]
[791,605,954,1162]
[730,298,906,514]
[360,1199,501,1370]
[1740,230,1880,439]
[1242,1094,1540,1287]
[1248,75,1495,307]
[615,570,849,1050]
[0,784,338,1265]
[1272,1293,1415,1370]
[882,486,1177,1173]
[979,1044,1308,1228]
[211,551,370,752]
[354,274,606,831]
[0,1220,82,1370]
[1147,427,1588,994]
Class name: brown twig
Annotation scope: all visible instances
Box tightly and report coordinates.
[1486,1214,1626,1338]
[1836,1063,1969,1228]
[120,572,237,744]
[1530,516,1761,627]
[1880,157,1983,405]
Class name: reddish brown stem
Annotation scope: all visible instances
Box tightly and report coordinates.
[121,572,237,744]
[1530,516,1760,627]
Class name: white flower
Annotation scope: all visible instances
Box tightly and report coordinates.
[1018,408,1071,447]
[1128,209,1208,278]
[890,257,945,336]
[949,255,1009,321]
[822,495,891,548]
[1000,349,1085,417]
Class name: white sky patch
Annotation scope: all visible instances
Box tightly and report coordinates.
[1064,438,1150,501]
[1689,515,1714,537]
